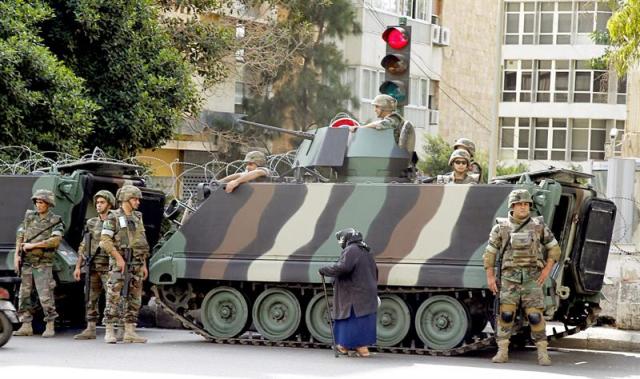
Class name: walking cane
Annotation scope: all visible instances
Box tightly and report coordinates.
[321,274,339,358]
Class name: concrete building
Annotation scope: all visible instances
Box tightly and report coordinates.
[498,0,626,168]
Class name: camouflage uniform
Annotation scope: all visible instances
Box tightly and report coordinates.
[15,190,64,331]
[78,216,111,323]
[483,189,561,365]
[453,138,483,180]
[437,149,479,184]
[101,207,149,326]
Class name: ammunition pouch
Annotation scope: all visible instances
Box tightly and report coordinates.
[24,248,55,265]
[509,231,540,267]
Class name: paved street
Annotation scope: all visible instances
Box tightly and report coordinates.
[1,328,640,379]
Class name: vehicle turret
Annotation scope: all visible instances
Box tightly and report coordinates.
[238,118,415,183]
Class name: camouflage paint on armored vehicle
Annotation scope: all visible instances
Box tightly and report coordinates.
[150,163,615,352]
[0,160,165,324]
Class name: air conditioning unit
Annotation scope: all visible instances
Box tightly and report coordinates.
[431,25,441,45]
[429,110,440,125]
[439,27,451,46]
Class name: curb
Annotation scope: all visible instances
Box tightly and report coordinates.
[549,327,640,353]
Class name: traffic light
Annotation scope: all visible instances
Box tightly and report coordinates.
[380,25,411,107]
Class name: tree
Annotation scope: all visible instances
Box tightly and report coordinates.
[41,0,200,158]
[0,0,97,157]
[606,0,640,75]
[244,0,361,135]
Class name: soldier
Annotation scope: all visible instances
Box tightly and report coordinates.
[72,190,116,340]
[453,138,482,180]
[13,189,64,337]
[349,94,415,152]
[220,151,272,193]
[436,149,479,184]
[483,189,561,366]
[100,185,149,343]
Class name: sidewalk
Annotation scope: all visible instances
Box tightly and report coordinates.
[548,326,640,352]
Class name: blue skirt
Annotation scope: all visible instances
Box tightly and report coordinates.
[333,307,377,349]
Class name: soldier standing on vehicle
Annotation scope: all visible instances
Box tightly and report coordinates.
[483,189,561,366]
[72,190,116,340]
[453,138,483,180]
[100,185,149,343]
[436,149,479,184]
[220,151,272,193]
[13,189,64,338]
[349,94,415,152]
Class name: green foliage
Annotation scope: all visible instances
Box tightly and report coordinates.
[417,134,452,177]
[605,0,640,75]
[244,0,361,131]
[0,0,97,157]
[41,0,200,158]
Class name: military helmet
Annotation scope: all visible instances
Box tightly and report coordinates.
[372,94,397,111]
[116,185,142,202]
[335,228,364,249]
[93,190,116,208]
[508,189,533,208]
[243,151,267,167]
[448,149,471,166]
[453,138,476,157]
[31,189,56,207]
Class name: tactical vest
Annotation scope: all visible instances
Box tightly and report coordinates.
[497,216,545,269]
[22,211,62,265]
[86,217,110,265]
[109,209,149,261]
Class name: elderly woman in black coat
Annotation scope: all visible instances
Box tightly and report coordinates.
[319,228,378,357]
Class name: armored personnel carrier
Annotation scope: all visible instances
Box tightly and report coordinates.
[149,124,616,355]
[0,160,165,324]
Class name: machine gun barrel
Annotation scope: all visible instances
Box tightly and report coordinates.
[238,119,315,140]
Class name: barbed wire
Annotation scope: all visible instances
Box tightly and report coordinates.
[2,146,639,255]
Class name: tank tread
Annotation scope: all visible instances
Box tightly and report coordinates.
[153,285,497,356]
[152,285,586,356]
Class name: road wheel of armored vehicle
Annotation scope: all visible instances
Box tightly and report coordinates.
[160,282,195,312]
[376,295,411,347]
[201,287,249,338]
[252,288,301,341]
[415,295,470,350]
[305,292,333,343]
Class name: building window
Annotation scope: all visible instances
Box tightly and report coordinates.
[573,60,607,103]
[571,119,606,160]
[577,1,611,35]
[409,77,429,107]
[501,117,611,161]
[505,2,535,45]
[371,0,431,22]
[536,60,552,102]
[554,60,570,102]
[617,75,627,104]
[500,117,530,160]
[503,60,518,102]
[361,68,384,100]
[234,82,247,114]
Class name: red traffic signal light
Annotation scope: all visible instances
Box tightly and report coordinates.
[382,27,410,49]
[380,25,411,107]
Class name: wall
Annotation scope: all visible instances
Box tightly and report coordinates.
[438,0,498,153]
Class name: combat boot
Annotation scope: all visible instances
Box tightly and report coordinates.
[116,325,124,342]
[104,323,117,344]
[74,322,97,340]
[491,340,509,363]
[123,323,147,343]
[42,321,55,338]
[536,340,552,366]
[13,322,33,336]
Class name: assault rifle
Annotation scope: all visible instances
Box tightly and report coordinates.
[16,219,63,277]
[81,226,96,305]
[117,216,134,299]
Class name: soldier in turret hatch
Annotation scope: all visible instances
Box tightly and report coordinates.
[349,94,414,152]
[219,151,272,193]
